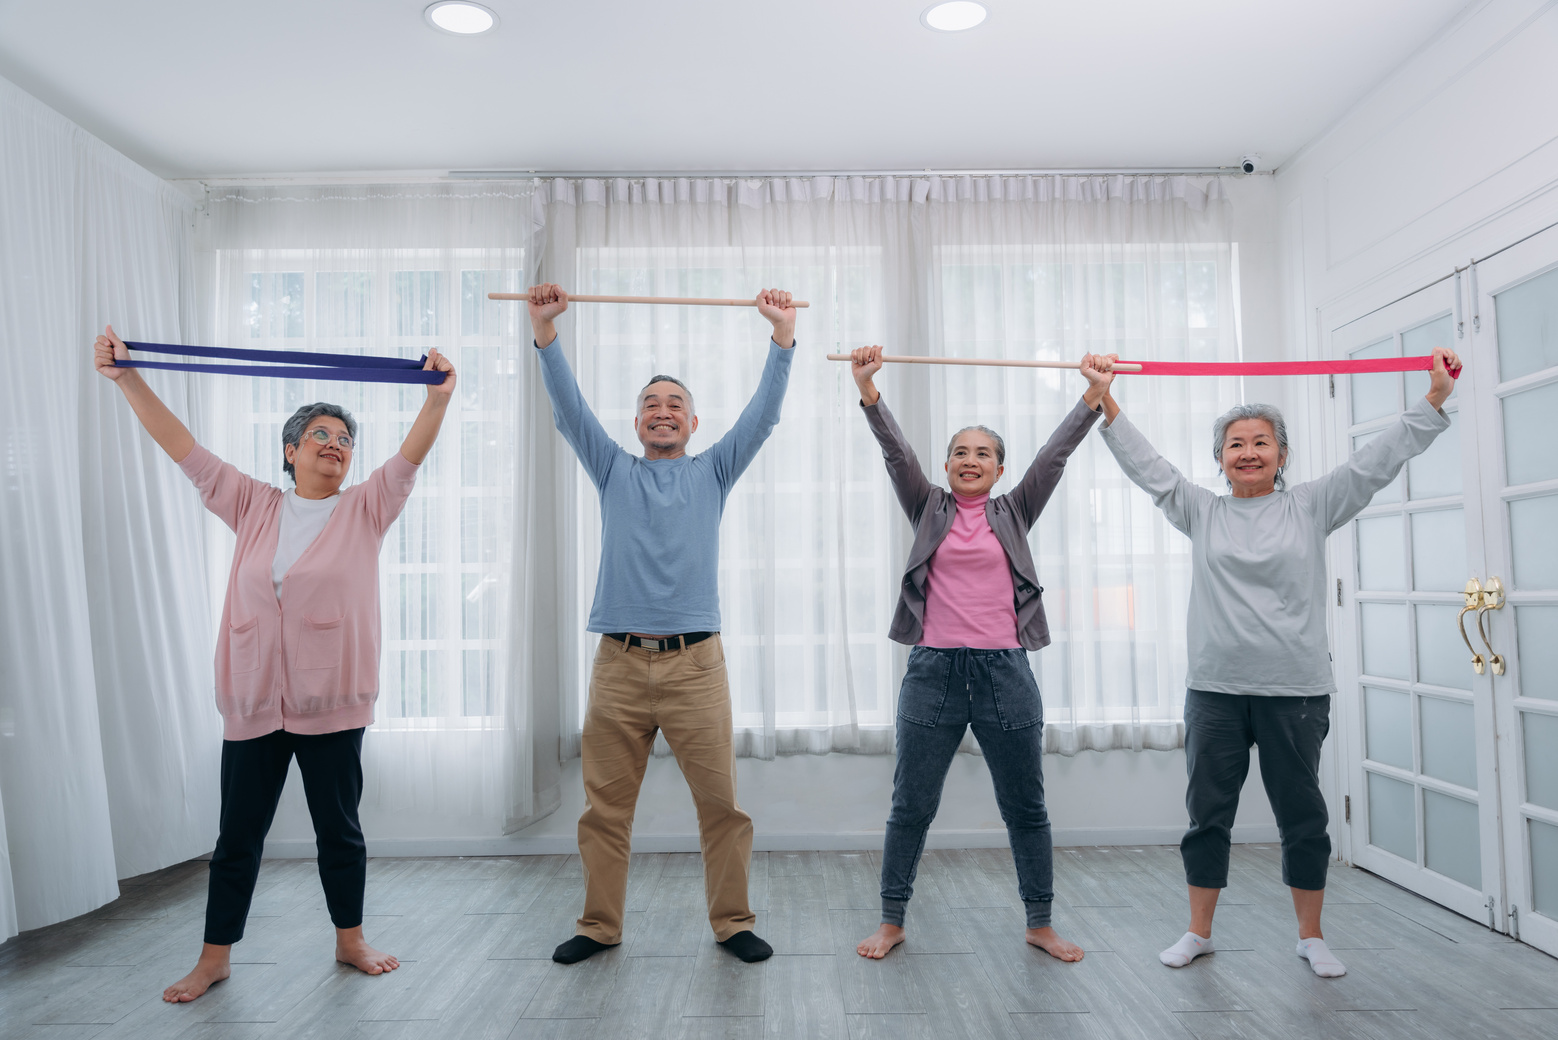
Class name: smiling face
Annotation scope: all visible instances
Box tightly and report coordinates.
[286,415,353,492]
[1219,418,1286,496]
[634,380,698,458]
[944,429,1004,497]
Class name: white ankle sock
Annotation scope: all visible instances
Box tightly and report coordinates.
[1159,931,1213,967]
[1296,937,1346,978]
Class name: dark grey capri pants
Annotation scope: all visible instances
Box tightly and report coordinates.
[1182,689,1331,891]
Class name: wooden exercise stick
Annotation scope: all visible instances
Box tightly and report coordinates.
[825,353,1143,373]
[489,292,810,308]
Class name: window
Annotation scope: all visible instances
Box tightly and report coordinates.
[207,248,524,728]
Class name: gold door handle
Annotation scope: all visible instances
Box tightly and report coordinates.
[1459,578,1486,675]
[1475,576,1505,676]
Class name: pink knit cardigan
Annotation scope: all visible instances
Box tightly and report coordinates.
[180,444,419,741]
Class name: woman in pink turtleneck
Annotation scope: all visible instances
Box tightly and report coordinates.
[847,345,1117,964]
[94,326,454,1004]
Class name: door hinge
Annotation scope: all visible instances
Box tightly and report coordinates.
[1328,374,1335,398]
[1344,795,1351,823]
[1337,579,1343,606]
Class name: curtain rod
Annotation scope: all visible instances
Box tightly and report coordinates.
[450,167,1249,180]
[174,167,1256,188]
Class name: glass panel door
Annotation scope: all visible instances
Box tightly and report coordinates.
[1470,229,1558,957]
[1330,282,1505,925]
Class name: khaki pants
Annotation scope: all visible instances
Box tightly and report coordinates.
[575,634,755,944]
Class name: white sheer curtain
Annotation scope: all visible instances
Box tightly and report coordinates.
[918,176,1237,752]
[534,177,904,757]
[1,76,215,939]
[197,184,560,840]
[534,174,1237,758]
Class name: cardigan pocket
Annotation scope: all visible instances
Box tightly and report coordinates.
[297,614,346,670]
[229,616,261,674]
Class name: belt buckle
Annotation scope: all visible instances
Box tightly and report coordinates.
[641,637,663,652]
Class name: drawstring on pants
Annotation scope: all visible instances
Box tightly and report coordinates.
[951,647,977,701]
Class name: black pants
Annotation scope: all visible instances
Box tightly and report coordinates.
[204,727,366,945]
[1182,690,1331,892]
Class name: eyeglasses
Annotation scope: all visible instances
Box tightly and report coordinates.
[305,428,354,450]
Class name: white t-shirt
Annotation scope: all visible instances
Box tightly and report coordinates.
[272,489,340,597]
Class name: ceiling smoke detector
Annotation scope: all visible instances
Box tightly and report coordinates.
[424,2,498,36]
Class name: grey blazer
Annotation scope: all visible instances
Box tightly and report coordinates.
[862,396,1102,651]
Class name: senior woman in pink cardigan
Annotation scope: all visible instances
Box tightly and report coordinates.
[93,325,455,1002]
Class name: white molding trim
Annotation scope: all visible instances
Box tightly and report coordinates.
[258,824,1281,859]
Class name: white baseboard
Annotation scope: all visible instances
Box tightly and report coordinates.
[259,823,1279,859]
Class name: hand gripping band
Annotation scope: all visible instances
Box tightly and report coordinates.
[115,341,446,384]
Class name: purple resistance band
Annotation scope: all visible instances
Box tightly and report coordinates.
[115,341,447,385]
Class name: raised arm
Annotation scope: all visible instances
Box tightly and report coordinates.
[1004,354,1112,527]
[397,349,455,465]
[97,326,272,529]
[852,346,936,524]
[528,284,624,487]
[1306,346,1460,533]
[704,290,798,487]
[94,325,195,463]
[1098,398,1213,538]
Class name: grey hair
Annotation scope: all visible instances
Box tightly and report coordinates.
[639,374,694,415]
[282,402,357,483]
[1212,403,1289,490]
[946,425,1006,466]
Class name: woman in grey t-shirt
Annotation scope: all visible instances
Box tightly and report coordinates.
[1092,346,1460,979]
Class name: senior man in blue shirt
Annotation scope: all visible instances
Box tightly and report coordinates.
[529,283,796,965]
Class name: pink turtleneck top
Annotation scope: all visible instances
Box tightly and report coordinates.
[918,491,1020,649]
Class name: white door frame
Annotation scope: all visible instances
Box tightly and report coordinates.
[1466,228,1558,956]
[1326,279,1506,927]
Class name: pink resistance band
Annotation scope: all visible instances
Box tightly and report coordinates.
[1117,355,1460,378]
[824,353,1459,378]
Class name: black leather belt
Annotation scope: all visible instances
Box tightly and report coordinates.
[606,632,715,652]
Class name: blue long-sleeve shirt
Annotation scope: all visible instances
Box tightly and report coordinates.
[536,336,795,634]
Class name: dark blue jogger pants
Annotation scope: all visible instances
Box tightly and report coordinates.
[881,646,1054,929]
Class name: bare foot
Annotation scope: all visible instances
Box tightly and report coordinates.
[1026,926,1084,962]
[162,943,232,1002]
[335,926,399,975]
[856,923,906,959]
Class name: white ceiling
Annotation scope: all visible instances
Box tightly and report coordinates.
[0,0,1472,179]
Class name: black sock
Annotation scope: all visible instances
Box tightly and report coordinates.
[718,931,773,963]
[552,935,613,964]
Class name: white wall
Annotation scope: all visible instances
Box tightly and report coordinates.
[1273,0,1558,862]
[1277,0,1558,334]
[1227,174,1291,410]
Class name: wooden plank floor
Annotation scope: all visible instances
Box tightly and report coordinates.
[3,845,1556,1040]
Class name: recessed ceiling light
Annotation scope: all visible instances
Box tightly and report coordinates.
[424,1,498,36]
[921,1,988,32]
